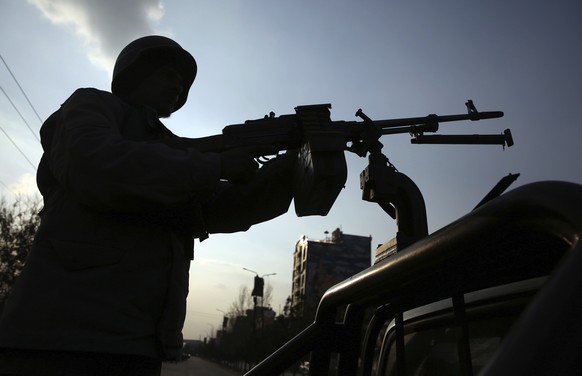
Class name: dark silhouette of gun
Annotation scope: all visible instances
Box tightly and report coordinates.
[160,101,510,216]
[165,100,509,155]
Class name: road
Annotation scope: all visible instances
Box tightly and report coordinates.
[161,357,241,376]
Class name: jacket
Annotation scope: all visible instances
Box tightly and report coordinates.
[0,88,294,360]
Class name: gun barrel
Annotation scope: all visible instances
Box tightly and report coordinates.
[373,111,504,129]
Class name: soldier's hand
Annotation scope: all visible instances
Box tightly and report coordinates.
[219,146,276,183]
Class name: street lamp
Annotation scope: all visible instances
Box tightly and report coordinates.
[243,267,277,279]
[242,268,276,298]
[242,268,276,332]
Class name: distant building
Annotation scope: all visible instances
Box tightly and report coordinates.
[291,228,372,318]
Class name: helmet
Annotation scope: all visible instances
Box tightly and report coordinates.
[111,35,197,112]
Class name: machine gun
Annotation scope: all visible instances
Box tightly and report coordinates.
[165,100,511,221]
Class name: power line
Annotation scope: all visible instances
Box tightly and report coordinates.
[0,53,41,173]
[1,86,40,143]
[0,121,37,171]
[0,179,10,191]
[0,53,44,124]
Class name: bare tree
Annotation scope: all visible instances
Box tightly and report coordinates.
[263,281,274,308]
[0,196,42,310]
[228,285,253,318]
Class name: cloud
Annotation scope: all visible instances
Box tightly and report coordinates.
[27,0,165,73]
[4,173,40,197]
[213,283,228,290]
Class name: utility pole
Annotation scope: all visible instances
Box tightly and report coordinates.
[243,268,276,332]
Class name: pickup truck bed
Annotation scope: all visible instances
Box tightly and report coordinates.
[245,181,582,375]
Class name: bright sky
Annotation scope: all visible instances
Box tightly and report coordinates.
[1,1,581,340]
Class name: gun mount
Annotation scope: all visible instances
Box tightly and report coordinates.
[350,101,512,250]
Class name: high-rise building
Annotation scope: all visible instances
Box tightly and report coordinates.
[291,228,372,318]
